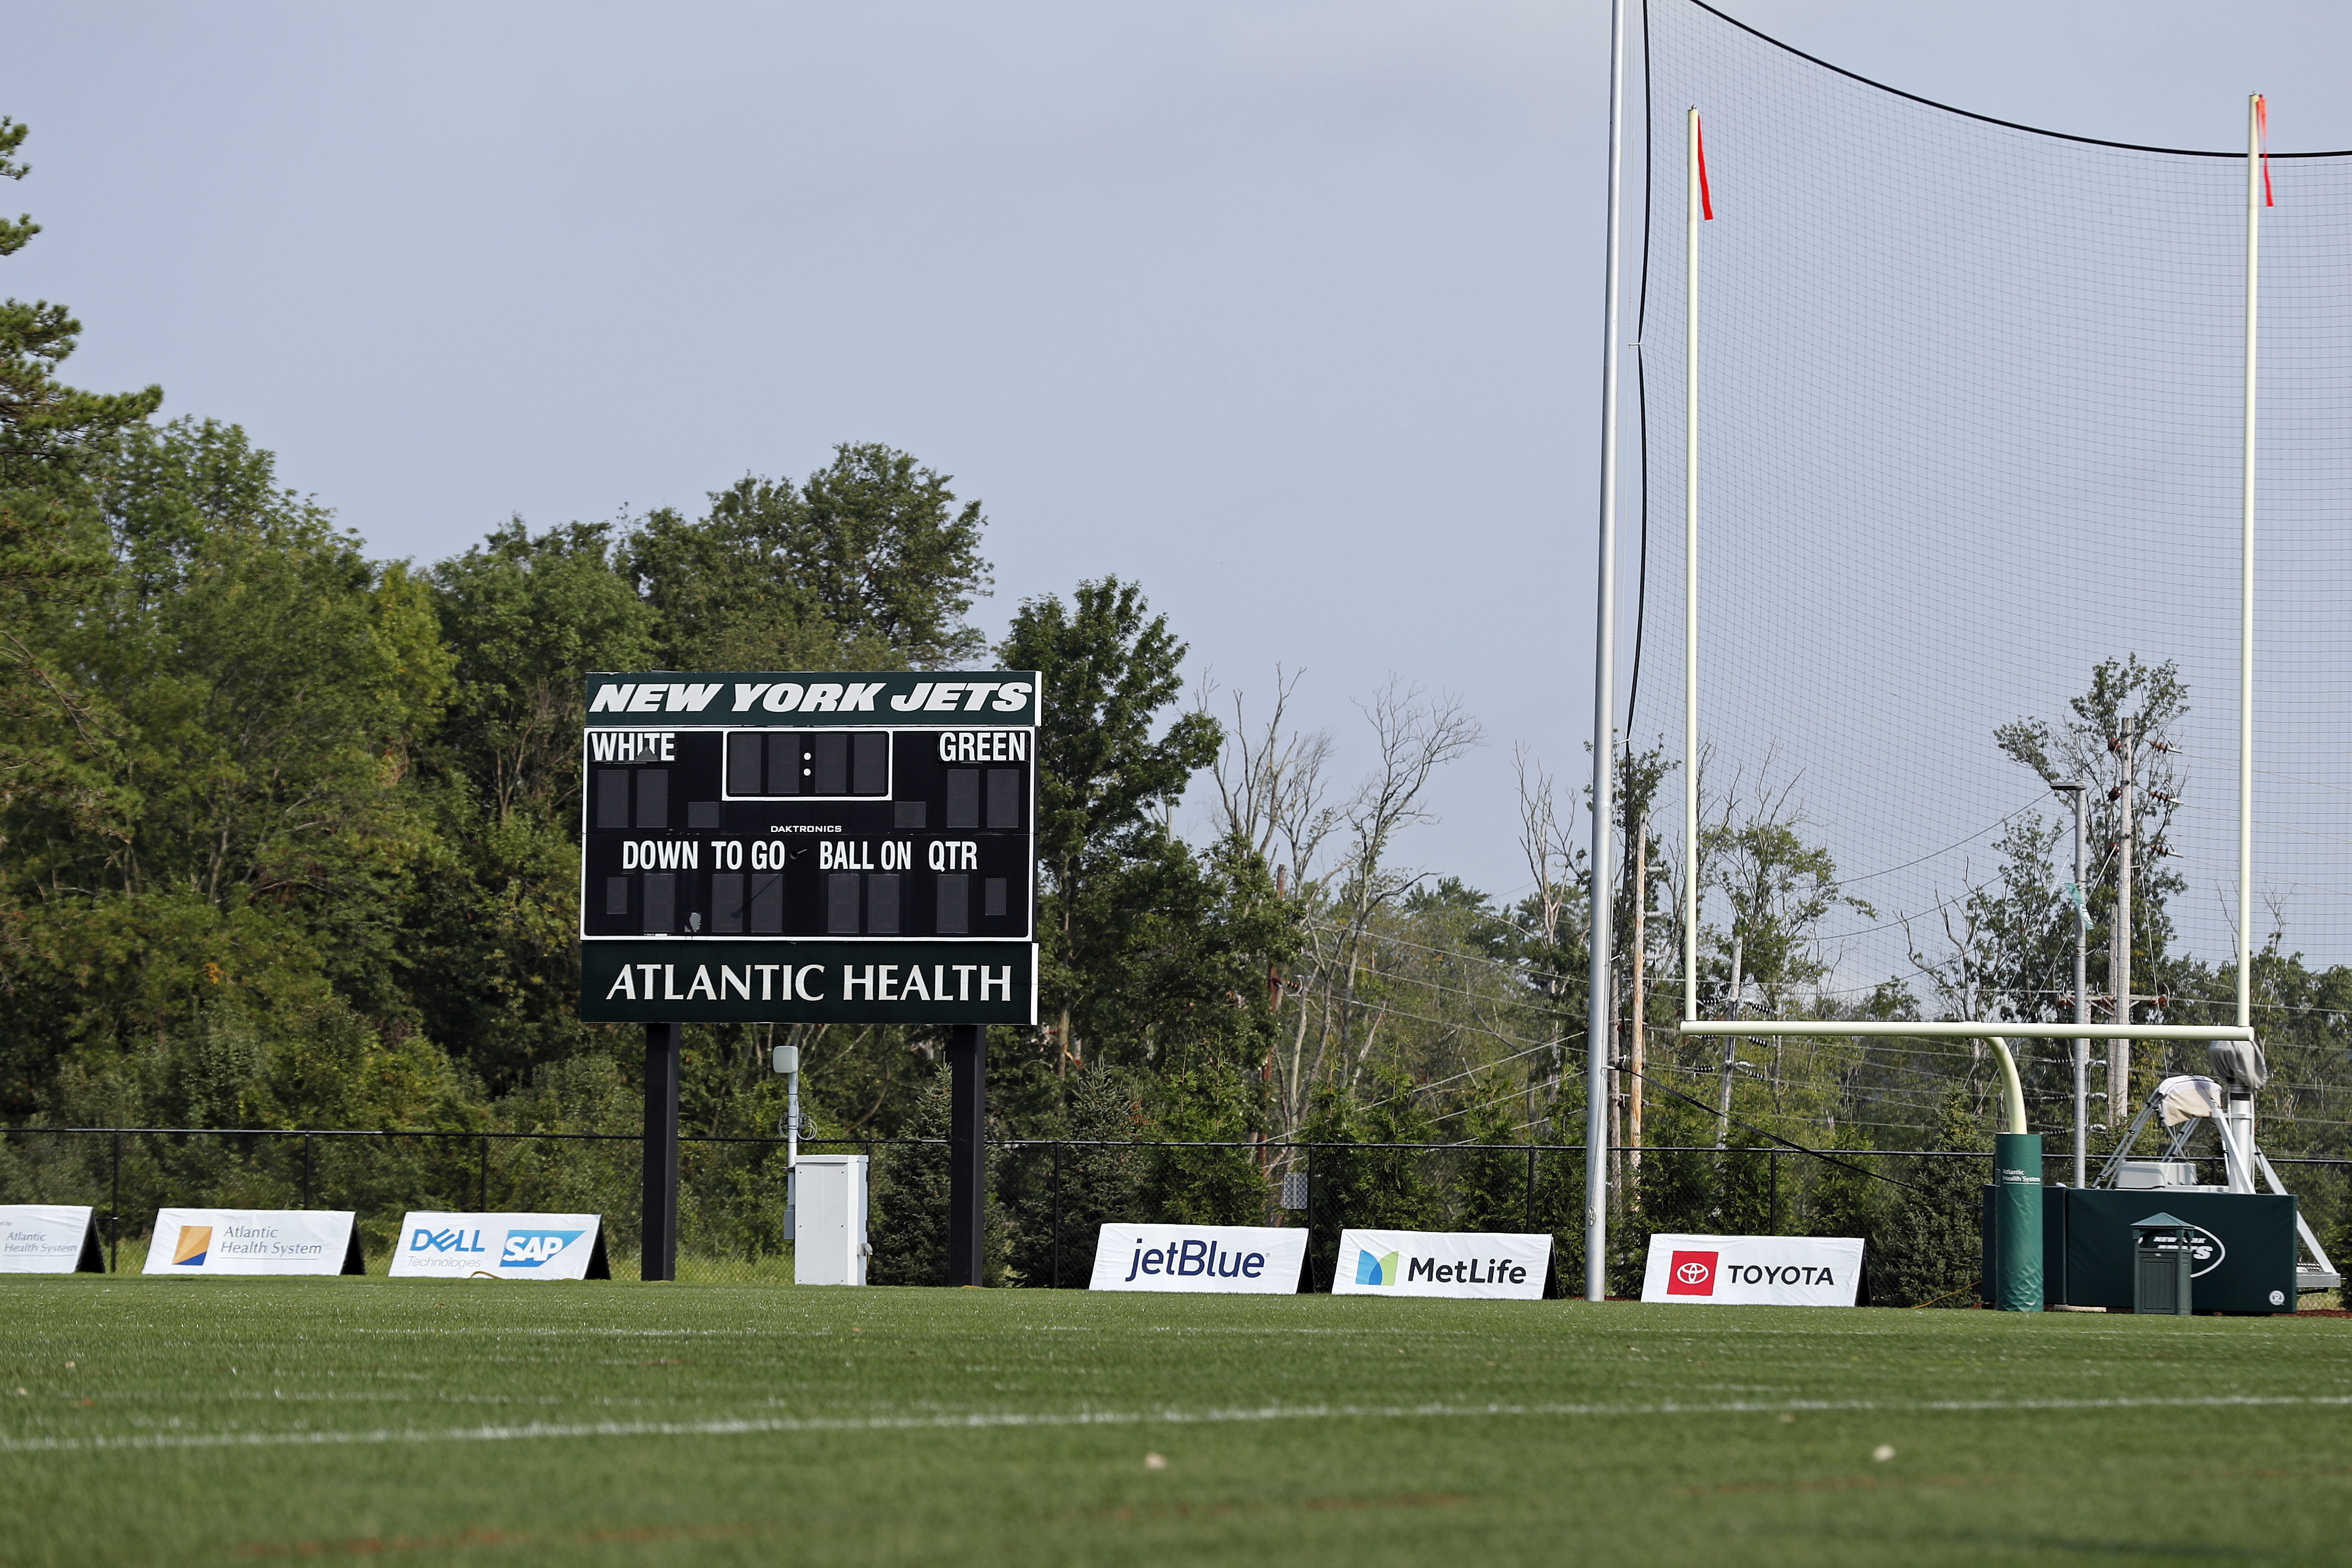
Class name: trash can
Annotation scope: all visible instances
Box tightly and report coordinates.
[2131,1212,2195,1316]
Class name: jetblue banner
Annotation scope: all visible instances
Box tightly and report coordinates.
[142,1209,363,1276]
[1088,1223,1307,1294]
[0,1205,104,1273]
[388,1212,611,1280]
[1331,1228,1552,1299]
[1639,1233,1864,1306]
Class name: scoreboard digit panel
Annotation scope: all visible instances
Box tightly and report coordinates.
[576,672,1040,1025]
[580,728,1033,941]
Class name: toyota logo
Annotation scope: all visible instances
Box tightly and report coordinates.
[1676,1260,1712,1285]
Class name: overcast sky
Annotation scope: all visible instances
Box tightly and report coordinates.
[8,0,2348,907]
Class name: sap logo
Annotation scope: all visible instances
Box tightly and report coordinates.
[501,1230,585,1267]
[408,1227,490,1254]
[1667,1250,1717,1296]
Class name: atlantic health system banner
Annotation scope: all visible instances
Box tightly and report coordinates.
[142,1209,364,1275]
[1639,1233,1864,1306]
[1331,1228,1552,1299]
[1089,1223,1307,1293]
[388,1212,611,1280]
[0,1205,105,1273]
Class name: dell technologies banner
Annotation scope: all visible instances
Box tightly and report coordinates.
[1331,1228,1552,1299]
[388,1212,611,1280]
[142,1209,364,1276]
[1640,1233,1864,1306]
[0,1204,104,1273]
[1089,1223,1307,1294]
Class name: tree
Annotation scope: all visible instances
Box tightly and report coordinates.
[1001,577,1222,1073]
[630,443,992,673]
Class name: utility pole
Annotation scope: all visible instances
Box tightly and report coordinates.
[2052,781,2088,1186]
[1628,814,1646,1189]
[1715,930,1741,1149]
[2109,719,2136,1113]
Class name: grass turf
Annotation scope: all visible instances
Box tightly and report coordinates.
[2,1279,2349,1567]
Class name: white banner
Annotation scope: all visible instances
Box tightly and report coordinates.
[1331,1228,1551,1299]
[1639,1233,1864,1306]
[142,1209,360,1276]
[0,1205,103,1273]
[387,1213,609,1280]
[1089,1223,1306,1293]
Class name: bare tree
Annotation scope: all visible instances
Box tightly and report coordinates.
[1199,666,1339,881]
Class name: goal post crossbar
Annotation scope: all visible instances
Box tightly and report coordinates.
[1673,1021,2249,1135]
[1675,1021,2252,1042]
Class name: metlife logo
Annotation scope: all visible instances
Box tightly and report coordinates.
[1331,1228,1551,1300]
[388,1213,610,1281]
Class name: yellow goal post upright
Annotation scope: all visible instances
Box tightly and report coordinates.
[1644,99,2269,1311]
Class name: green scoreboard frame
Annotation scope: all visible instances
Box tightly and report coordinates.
[576,671,1040,1025]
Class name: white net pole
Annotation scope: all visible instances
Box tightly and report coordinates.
[1582,0,1630,1305]
[1681,106,1701,1033]
[2240,93,2261,1034]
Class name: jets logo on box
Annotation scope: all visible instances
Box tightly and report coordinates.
[1667,1250,1717,1296]
[501,1230,584,1268]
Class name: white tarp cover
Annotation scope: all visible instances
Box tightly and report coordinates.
[142,1208,358,1276]
[1639,1233,1864,1306]
[1330,1228,1551,1299]
[1089,1223,1306,1293]
[2158,1074,2224,1128]
[0,1205,100,1273]
[387,1212,606,1280]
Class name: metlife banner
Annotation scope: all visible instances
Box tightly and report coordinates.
[1331,1228,1551,1299]
[0,1205,104,1273]
[142,1209,363,1276]
[1640,1233,1865,1306]
[1088,1223,1307,1293]
[388,1213,611,1280]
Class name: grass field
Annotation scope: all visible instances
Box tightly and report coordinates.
[4,1279,2349,1567]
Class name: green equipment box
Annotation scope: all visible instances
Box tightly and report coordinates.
[1983,1188,2299,1313]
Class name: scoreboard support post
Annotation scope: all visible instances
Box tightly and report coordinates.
[947,1024,988,1286]
[643,1022,681,1281]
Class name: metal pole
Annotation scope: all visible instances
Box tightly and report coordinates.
[642,1022,681,1281]
[1680,107,1702,1033]
[1582,0,1630,1306]
[946,1024,987,1286]
[2111,719,2135,1110]
[1629,816,1645,1185]
[1304,1145,1317,1292]
[110,1130,121,1274]
[2240,93,2261,1036]
[303,1132,313,1210]
[1051,1139,1063,1289]
[1526,1145,1538,1233]
[2071,786,2089,1185]
[478,1134,489,1211]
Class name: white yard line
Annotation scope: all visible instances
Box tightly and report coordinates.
[5,1392,2349,1455]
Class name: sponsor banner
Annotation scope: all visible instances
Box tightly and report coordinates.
[388,1213,611,1280]
[0,1205,104,1274]
[1089,1223,1307,1294]
[1331,1228,1551,1299]
[142,1209,362,1276]
[1640,1234,1863,1306]
[580,940,1038,1026]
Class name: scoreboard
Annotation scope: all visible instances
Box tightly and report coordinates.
[576,671,1039,1025]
